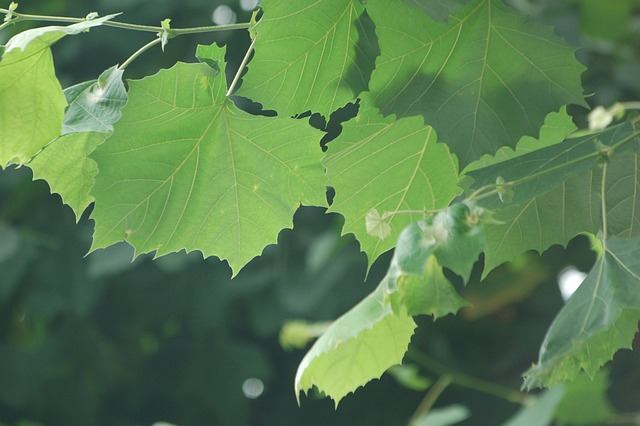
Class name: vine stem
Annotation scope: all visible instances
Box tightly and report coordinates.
[601,161,609,243]
[409,374,453,424]
[407,348,532,404]
[468,130,640,203]
[226,35,256,97]
[118,37,162,71]
[0,8,249,35]
[382,209,439,220]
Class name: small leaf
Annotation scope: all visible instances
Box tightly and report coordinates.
[392,256,470,317]
[62,66,127,134]
[523,235,640,388]
[365,209,391,240]
[295,282,416,406]
[385,203,482,317]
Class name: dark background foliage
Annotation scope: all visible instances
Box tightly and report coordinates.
[0,1,639,425]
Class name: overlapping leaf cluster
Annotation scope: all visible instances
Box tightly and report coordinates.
[1,0,639,406]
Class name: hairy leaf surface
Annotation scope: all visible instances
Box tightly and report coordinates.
[295,282,416,406]
[90,44,326,274]
[523,235,640,388]
[366,0,586,167]
[236,0,378,117]
[325,101,460,267]
[0,16,116,167]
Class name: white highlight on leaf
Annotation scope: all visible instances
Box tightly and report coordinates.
[365,209,391,240]
[558,266,587,301]
[212,5,237,25]
[242,378,264,399]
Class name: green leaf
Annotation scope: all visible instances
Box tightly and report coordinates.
[236,0,378,117]
[62,66,127,134]
[385,203,482,317]
[403,0,473,22]
[393,256,471,317]
[601,151,640,238]
[89,44,326,275]
[366,0,586,167]
[554,371,614,425]
[501,387,564,426]
[469,123,640,274]
[0,16,117,167]
[482,176,599,275]
[324,101,460,267]
[523,235,640,389]
[28,66,127,220]
[29,132,106,220]
[464,107,578,172]
[295,282,416,406]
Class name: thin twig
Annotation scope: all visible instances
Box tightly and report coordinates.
[409,374,453,425]
[408,348,532,404]
[226,35,256,97]
[601,161,609,243]
[118,37,162,70]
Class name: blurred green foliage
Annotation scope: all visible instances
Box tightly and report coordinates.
[0,0,639,425]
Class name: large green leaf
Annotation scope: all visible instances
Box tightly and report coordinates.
[29,66,127,220]
[366,0,586,167]
[324,100,460,267]
[403,0,473,22]
[467,122,640,274]
[236,0,378,117]
[89,44,327,275]
[0,16,116,167]
[295,282,416,406]
[523,235,640,388]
